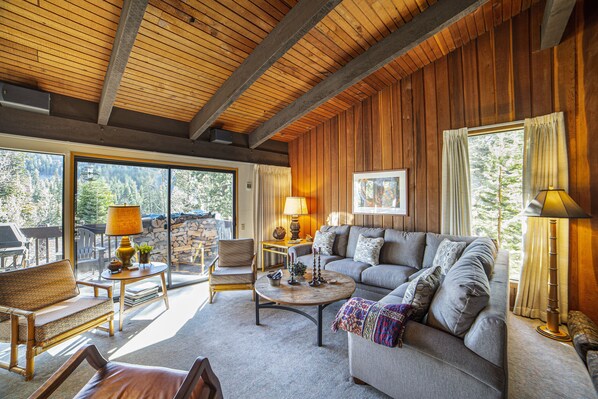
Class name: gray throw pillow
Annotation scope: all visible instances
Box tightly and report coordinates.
[312,231,336,255]
[433,239,467,275]
[353,234,384,266]
[427,253,491,338]
[402,266,442,322]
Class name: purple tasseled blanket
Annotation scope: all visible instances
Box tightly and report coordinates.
[331,297,412,347]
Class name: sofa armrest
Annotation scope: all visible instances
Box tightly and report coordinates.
[0,305,35,319]
[76,280,113,299]
[208,255,220,276]
[288,243,313,258]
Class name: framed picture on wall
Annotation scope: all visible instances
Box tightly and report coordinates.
[352,169,408,215]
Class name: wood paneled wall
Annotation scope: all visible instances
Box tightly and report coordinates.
[289,2,598,322]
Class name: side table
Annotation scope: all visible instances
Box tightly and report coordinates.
[260,239,309,272]
[101,262,169,331]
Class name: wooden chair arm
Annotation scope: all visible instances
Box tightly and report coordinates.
[174,356,223,399]
[76,280,113,298]
[207,255,219,275]
[251,253,257,276]
[29,344,108,399]
[0,305,34,318]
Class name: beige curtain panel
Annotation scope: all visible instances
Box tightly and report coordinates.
[253,165,291,269]
[441,128,472,236]
[513,112,570,322]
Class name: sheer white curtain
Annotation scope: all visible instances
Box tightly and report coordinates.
[514,112,570,322]
[253,165,291,269]
[441,128,472,236]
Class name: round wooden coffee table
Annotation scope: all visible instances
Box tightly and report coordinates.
[254,270,356,346]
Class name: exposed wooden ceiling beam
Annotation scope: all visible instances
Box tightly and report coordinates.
[189,0,342,140]
[98,0,148,125]
[540,0,576,50]
[0,107,288,166]
[248,0,486,148]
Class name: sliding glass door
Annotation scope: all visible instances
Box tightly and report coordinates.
[170,168,235,285]
[74,157,236,288]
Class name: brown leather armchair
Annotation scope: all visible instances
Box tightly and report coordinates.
[29,344,223,399]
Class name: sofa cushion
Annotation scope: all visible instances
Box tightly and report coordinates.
[210,266,254,285]
[0,295,113,343]
[297,254,343,269]
[325,259,371,282]
[587,351,598,393]
[0,260,79,320]
[346,226,385,259]
[361,265,417,290]
[569,310,598,364]
[427,251,491,338]
[434,239,467,275]
[402,266,442,322]
[461,237,497,278]
[380,230,426,269]
[354,235,384,266]
[422,233,477,269]
[312,231,336,255]
[321,225,351,257]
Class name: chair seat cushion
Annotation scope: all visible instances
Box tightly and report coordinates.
[325,259,371,282]
[297,254,343,268]
[360,265,417,290]
[0,296,113,343]
[74,362,209,399]
[210,266,254,285]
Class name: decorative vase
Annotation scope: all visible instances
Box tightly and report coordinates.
[273,226,286,240]
[107,258,122,274]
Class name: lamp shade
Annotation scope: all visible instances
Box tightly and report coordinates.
[283,197,308,216]
[105,205,143,236]
[522,188,591,219]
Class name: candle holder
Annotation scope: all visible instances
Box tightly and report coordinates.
[309,248,320,287]
[317,252,326,284]
[288,252,299,285]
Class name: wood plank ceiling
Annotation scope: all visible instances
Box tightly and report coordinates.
[0,0,535,142]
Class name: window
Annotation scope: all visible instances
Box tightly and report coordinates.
[0,149,64,270]
[469,130,523,280]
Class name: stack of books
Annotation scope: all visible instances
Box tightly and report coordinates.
[124,282,159,307]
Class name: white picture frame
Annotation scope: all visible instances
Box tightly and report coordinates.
[352,169,408,215]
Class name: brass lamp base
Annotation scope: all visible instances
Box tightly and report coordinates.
[115,236,136,269]
[536,325,571,342]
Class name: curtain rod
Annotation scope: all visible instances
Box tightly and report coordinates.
[468,120,525,136]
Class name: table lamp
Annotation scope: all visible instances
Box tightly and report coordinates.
[105,205,143,269]
[522,187,590,341]
[283,197,308,241]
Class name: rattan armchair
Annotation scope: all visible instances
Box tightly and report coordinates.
[0,260,114,380]
[29,344,223,399]
[208,239,256,303]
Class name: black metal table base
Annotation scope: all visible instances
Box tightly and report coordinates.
[255,294,329,346]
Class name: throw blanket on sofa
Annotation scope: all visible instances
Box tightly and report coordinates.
[332,297,412,347]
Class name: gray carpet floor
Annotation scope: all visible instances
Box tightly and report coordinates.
[1,282,596,399]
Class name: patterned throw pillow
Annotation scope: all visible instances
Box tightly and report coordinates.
[353,234,385,266]
[332,297,413,347]
[433,239,467,275]
[312,231,336,255]
[402,266,442,322]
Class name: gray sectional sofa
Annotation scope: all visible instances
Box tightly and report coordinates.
[289,225,508,399]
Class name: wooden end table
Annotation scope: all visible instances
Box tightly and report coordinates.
[254,270,356,346]
[260,239,309,272]
[101,262,170,331]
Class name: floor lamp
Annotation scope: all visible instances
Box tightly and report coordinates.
[522,188,590,341]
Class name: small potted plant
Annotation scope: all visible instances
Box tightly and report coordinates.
[290,260,307,281]
[135,243,153,266]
